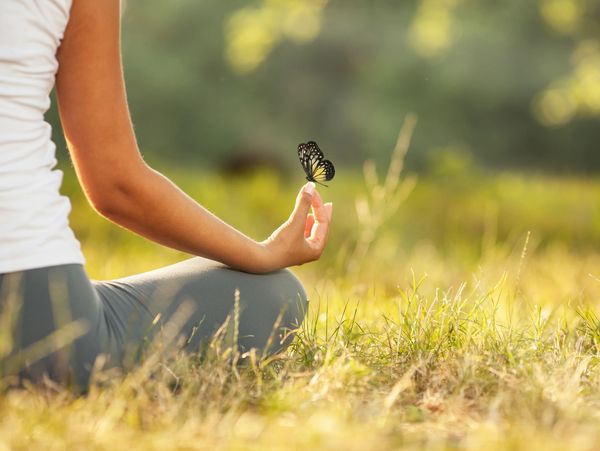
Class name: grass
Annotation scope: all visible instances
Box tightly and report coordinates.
[2,145,600,449]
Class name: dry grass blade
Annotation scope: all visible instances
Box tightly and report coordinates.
[347,114,418,274]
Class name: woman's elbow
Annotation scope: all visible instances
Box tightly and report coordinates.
[85,176,137,220]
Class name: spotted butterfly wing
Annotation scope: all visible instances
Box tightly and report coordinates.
[298,141,335,186]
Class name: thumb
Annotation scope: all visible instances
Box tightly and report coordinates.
[290,182,315,226]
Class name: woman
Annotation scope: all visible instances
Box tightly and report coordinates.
[0,0,332,392]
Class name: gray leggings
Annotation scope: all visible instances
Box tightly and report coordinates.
[0,258,307,392]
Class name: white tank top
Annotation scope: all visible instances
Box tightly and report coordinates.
[0,0,85,273]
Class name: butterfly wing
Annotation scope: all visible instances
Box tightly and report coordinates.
[298,141,323,178]
[311,159,335,183]
[298,141,335,185]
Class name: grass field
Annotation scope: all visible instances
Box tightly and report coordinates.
[2,147,600,450]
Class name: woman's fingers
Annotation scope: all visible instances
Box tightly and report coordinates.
[290,182,315,229]
[310,189,327,222]
[304,213,315,237]
[306,191,333,252]
[324,202,333,221]
[261,184,332,270]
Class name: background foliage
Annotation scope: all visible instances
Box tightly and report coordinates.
[47,0,600,172]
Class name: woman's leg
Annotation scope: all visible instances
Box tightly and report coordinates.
[0,264,106,392]
[93,257,308,368]
[0,259,308,390]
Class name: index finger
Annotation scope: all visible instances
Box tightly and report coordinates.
[306,203,332,251]
[310,189,329,223]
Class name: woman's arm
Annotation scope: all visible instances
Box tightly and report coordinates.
[55,0,332,274]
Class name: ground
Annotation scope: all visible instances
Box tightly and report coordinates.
[2,162,600,450]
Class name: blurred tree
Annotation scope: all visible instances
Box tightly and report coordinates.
[225,0,329,74]
[409,0,463,58]
[534,0,600,126]
[47,0,600,172]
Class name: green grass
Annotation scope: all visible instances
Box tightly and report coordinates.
[2,158,600,450]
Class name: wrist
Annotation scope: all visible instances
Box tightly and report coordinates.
[247,239,277,274]
[253,237,290,274]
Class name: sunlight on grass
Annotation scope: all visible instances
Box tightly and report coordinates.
[2,140,600,449]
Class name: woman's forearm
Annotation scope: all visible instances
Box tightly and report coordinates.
[97,163,268,273]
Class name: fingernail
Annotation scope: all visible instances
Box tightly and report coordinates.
[304,182,316,196]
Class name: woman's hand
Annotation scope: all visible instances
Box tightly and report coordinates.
[259,182,333,272]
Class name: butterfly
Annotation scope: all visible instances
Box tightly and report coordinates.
[297,141,335,187]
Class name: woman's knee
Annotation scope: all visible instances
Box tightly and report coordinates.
[271,268,308,329]
[234,268,308,354]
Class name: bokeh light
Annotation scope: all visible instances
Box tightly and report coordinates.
[409,0,462,58]
[225,0,328,74]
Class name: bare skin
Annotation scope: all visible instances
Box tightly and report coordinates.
[55,0,332,274]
